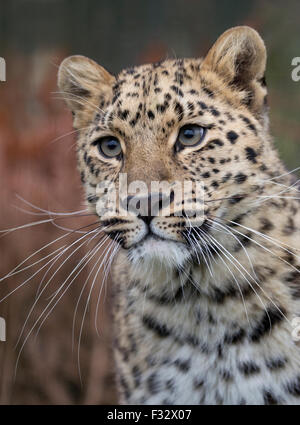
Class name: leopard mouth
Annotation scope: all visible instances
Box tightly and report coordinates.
[143,233,165,242]
[181,219,211,241]
[102,216,212,250]
[130,231,173,248]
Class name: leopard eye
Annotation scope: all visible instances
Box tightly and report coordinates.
[95,136,122,158]
[175,124,206,151]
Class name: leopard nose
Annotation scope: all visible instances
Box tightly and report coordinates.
[122,191,174,225]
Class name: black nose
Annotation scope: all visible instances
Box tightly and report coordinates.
[122,191,174,225]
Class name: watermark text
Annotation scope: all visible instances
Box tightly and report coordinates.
[0,57,6,82]
[0,316,6,342]
[291,57,300,82]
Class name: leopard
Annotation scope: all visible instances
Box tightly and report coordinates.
[58,26,300,404]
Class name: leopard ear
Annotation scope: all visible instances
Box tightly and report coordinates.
[202,26,268,128]
[58,55,115,128]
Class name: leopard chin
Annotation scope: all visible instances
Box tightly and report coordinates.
[127,234,190,271]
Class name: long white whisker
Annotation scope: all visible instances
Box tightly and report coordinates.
[221,219,300,273]
[53,89,104,115]
[197,228,251,327]
[0,218,55,235]
[189,232,214,278]
[94,241,120,337]
[14,230,107,379]
[266,166,300,181]
[260,179,300,193]
[15,194,88,216]
[15,228,103,347]
[49,126,91,145]
[77,238,119,384]
[207,219,258,280]
[0,251,68,304]
[71,235,111,349]
[206,230,290,325]
[1,245,66,283]
[0,222,101,282]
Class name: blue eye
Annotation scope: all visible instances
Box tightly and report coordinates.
[176,124,206,149]
[96,137,122,158]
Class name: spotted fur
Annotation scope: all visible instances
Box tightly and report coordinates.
[58,26,300,404]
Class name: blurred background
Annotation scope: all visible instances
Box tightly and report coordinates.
[0,0,299,405]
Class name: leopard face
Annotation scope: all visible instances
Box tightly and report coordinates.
[58,26,283,270]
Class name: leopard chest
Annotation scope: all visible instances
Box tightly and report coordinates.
[112,276,300,405]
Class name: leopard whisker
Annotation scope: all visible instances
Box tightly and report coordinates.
[14,234,107,380]
[0,218,58,236]
[50,218,101,234]
[205,195,246,203]
[72,235,113,349]
[32,233,107,339]
[54,87,118,123]
[18,243,90,347]
[94,239,121,338]
[53,90,105,115]
[45,229,107,301]
[12,204,95,224]
[15,228,105,348]
[77,240,116,385]
[15,194,89,216]
[260,178,300,193]
[219,217,300,268]
[255,195,300,201]
[0,248,70,305]
[265,166,300,181]
[203,230,271,328]
[207,218,258,280]
[190,232,214,278]
[1,245,66,284]
[49,126,91,145]
[221,216,300,254]
[0,214,95,240]
[176,239,202,294]
[207,222,291,325]
[196,228,251,327]
[0,221,103,282]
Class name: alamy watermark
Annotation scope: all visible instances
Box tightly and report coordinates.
[291,57,300,82]
[0,57,6,82]
[0,317,6,342]
[0,59,7,341]
[95,174,205,220]
[291,317,300,342]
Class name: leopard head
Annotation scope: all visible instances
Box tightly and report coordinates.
[58,26,282,270]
